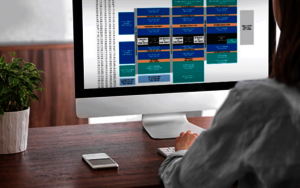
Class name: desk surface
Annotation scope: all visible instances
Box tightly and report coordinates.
[0,117,237,188]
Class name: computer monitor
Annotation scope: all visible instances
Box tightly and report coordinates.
[73,0,270,139]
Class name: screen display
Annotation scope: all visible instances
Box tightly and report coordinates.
[82,0,268,89]
[88,158,117,166]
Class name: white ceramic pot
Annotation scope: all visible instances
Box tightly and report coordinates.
[0,108,30,154]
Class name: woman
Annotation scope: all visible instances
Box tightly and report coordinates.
[159,0,300,187]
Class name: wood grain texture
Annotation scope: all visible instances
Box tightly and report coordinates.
[0,44,88,128]
[0,117,239,188]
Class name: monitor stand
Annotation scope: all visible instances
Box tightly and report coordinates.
[142,112,206,139]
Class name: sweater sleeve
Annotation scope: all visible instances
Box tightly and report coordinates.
[159,88,249,188]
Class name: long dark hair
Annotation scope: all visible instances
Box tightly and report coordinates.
[270,1,300,88]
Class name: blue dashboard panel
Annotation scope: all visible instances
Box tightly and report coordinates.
[173,27,204,35]
[138,17,170,25]
[138,28,170,36]
[138,75,170,83]
[119,12,135,35]
[119,42,136,64]
[120,78,136,86]
[207,44,237,52]
[173,50,204,58]
[172,8,204,15]
[173,17,204,24]
[137,8,170,16]
[206,7,237,14]
[138,52,170,60]
[138,46,170,50]
[207,16,237,24]
[207,26,237,34]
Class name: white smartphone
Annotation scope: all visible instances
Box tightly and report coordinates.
[82,153,119,169]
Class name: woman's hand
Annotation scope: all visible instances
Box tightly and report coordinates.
[175,130,199,151]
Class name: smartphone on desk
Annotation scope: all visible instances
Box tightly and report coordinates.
[82,153,119,169]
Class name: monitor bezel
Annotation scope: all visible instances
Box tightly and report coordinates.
[73,0,270,99]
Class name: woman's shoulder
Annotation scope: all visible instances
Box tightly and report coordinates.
[234,78,287,100]
[231,78,298,117]
[235,78,280,90]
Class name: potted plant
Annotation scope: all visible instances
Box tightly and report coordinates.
[0,52,45,154]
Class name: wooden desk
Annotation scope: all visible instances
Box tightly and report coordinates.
[0,117,237,188]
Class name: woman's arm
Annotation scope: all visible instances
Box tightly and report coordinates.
[159,88,249,188]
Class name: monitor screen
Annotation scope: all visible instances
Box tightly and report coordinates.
[73,0,270,122]
[79,0,268,92]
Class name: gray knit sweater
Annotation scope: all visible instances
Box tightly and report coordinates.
[159,78,300,188]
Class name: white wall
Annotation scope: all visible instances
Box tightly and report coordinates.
[0,0,73,44]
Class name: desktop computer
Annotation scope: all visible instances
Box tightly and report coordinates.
[73,0,270,139]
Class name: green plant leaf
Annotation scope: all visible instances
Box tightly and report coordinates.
[0,93,10,102]
[30,77,43,83]
[8,77,14,85]
[2,88,12,94]
[24,62,33,68]
[8,63,13,70]
[32,81,39,87]
[35,87,45,91]
[0,71,7,81]
[0,54,45,111]
[19,89,25,96]
[30,94,39,101]
[38,70,45,74]
[16,96,22,108]
[0,107,4,116]
[15,58,23,63]
[13,78,19,87]
[27,98,31,107]
[0,56,4,63]
[10,52,15,57]
[0,84,3,95]
[1,62,5,69]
